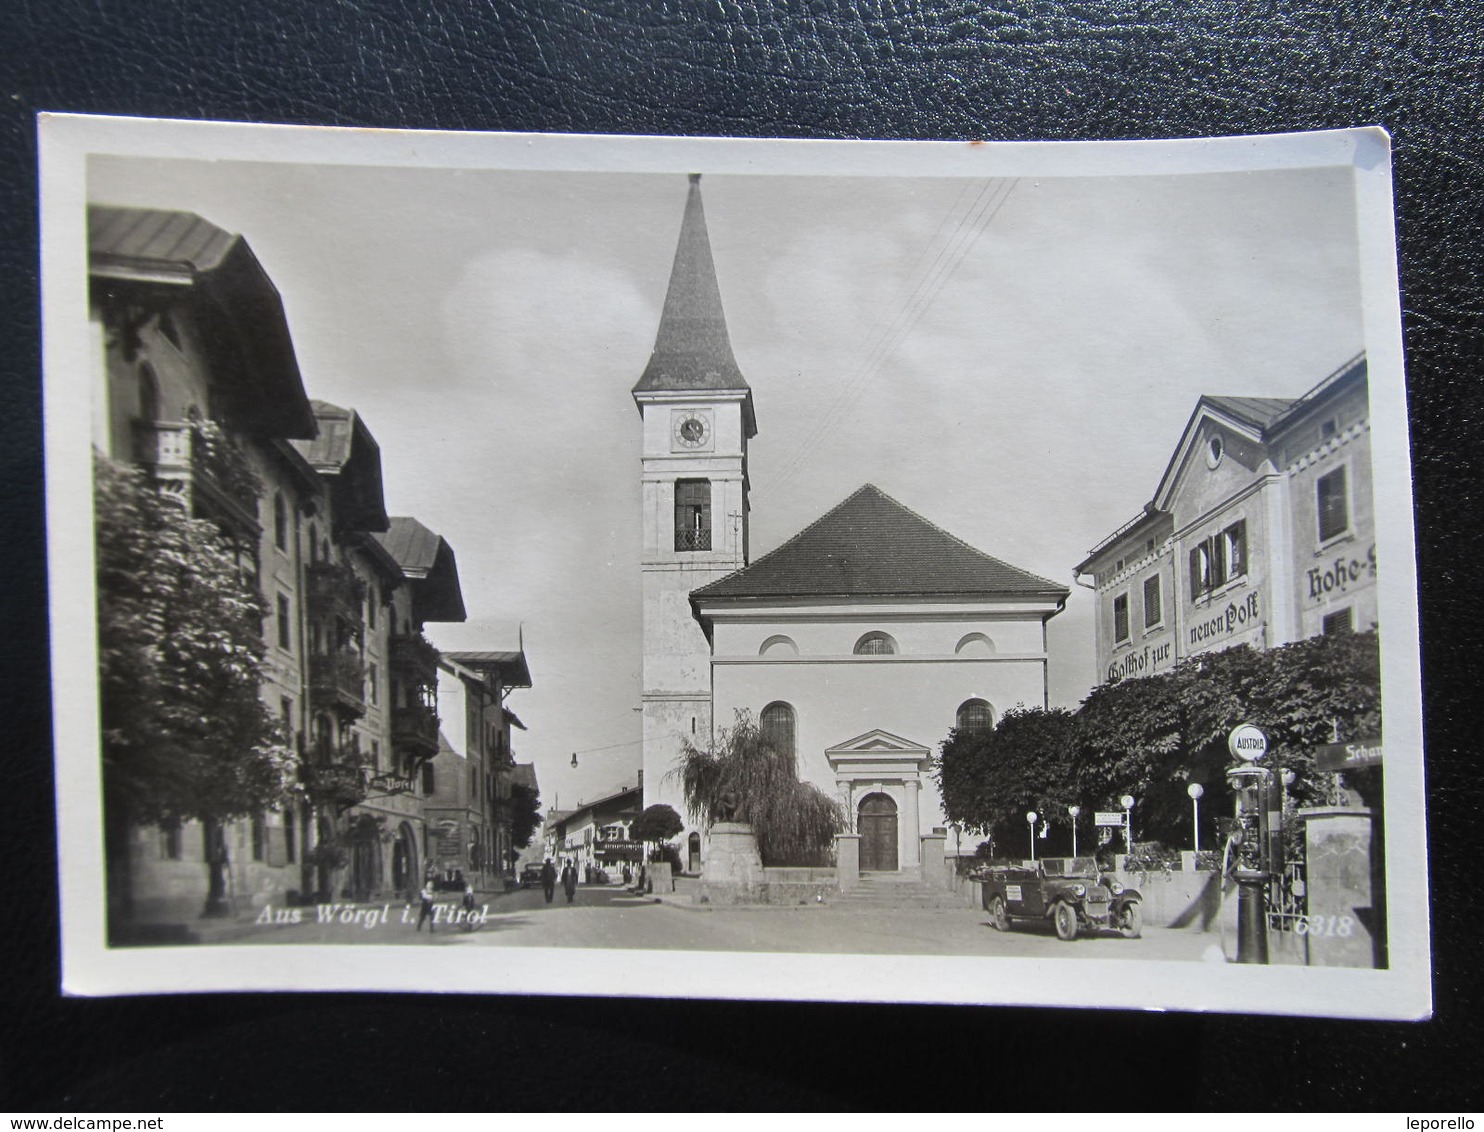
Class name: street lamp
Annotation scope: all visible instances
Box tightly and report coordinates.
[1026,811,1038,863]
[1187,783,1204,852]
[1120,794,1136,853]
[1067,805,1081,857]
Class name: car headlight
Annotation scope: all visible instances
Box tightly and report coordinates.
[1108,880,1124,895]
[1072,883,1086,897]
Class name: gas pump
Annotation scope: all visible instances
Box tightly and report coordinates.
[1225,723,1272,964]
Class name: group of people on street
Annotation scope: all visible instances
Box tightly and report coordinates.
[415,866,479,934]
[539,859,579,905]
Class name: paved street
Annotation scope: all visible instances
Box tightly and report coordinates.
[220,884,1218,962]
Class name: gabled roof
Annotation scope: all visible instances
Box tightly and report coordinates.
[373,518,467,624]
[632,175,756,437]
[289,401,389,533]
[443,649,532,689]
[88,205,316,439]
[692,484,1069,603]
[1149,354,1367,513]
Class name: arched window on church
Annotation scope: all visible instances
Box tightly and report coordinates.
[956,698,995,734]
[955,632,996,656]
[674,479,711,551]
[760,701,796,759]
[853,631,898,656]
[759,635,798,657]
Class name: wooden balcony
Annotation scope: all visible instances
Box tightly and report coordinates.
[310,650,366,718]
[133,419,261,535]
[392,703,440,760]
[389,632,440,683]
[306,561,367,623]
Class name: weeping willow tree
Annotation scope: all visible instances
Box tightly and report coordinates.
[674,711,844,867]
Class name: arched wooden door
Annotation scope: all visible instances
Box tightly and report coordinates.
[858,793,899,872]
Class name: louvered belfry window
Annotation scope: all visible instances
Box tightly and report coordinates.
[675,479,711,551]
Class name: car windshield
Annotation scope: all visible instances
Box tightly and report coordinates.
[1062,857,1099,877]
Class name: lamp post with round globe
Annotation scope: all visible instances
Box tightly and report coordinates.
[1026,811,1038,863]
[1067,805,1081,857]
[1120,795,1136,853]
[1188,783,1204,852]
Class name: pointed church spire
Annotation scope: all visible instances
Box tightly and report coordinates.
[633,175,755,434]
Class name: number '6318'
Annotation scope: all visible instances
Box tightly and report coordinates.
[1293,914,1355,937]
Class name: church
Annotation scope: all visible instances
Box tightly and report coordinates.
[634,175,1068,878]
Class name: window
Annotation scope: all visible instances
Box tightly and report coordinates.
[674,479,711,551]
[853,632,897,655]
[251,815,265,861]
[421,763,435,795]
[956,698,994,733]
[1221,521,1247,582]
[1112,593,1130,643]
[367,663,378,706]
[1318,466,1349,542]
[280,696,293,724]
[161,825,181,861]
[308,524,318,562]
[273,493,288,551]
[276,594,292,651]
[760,702,796,758]
[367,587,377,629]
[759,635,798,657]
[1143,575,1162,629]
[1189,520,1248,598]
[955,633,996,656]
[371,740,381,772]
[284,808,296,864]
[1323,608,1354,636]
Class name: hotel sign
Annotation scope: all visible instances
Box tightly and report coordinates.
[1316,738,1383,772]
[1094,812,1126,827]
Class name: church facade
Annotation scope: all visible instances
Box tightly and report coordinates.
[634,177,1068,875]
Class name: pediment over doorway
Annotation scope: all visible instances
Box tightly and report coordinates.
[825,729,931,776]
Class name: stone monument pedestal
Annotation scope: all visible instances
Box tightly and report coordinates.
[699,822,764,903]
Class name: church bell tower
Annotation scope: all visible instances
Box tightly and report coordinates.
[632,174,756,821]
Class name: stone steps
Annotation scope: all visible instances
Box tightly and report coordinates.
[832,878,969,912]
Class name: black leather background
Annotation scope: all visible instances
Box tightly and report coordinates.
[3,0,1481,1112]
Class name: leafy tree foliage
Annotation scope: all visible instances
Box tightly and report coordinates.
[937,706,1080,856]
[95,456,293,912]
[936,631,1381,852]
[675,711,844,867]
[631,803,683,847]
[510,782,543,850]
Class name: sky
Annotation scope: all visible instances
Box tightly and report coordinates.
[89,151,1365,813]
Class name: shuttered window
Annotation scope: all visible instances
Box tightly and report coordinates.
[1318,466,1349,542]
[1143,574,1162,628]
[1113,593,1130,642]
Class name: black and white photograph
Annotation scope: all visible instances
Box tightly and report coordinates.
[41,117,1427,1018]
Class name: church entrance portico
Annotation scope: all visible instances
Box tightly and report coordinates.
[826,729,931,876]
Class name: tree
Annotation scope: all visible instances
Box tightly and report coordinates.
[510,783,543,850]
[935,706,1081,855]
[95,455,293,928]
[675,711,844,867]
[935,631,1382,855]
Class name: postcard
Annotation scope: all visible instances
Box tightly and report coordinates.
[41,115,1428,1017]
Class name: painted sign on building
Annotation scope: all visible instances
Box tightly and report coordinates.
[1305,545,1376,604]
[1189,590,1260,649]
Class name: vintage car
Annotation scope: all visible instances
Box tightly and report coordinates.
[519,863,545,889]
[977,857,1142,940]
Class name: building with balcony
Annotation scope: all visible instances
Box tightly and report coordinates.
[435,647,534,888]
[544,784,643,878]
[89,205,322,925]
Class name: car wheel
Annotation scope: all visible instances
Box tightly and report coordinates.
[1119,901,1143,939]
[988,894,1010,932]
[1053,901,1079,941]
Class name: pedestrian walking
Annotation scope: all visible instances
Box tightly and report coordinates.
[540,858,557,904]
[416,878,436,933]
[461,880,477,932]
[561,860,578,905]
